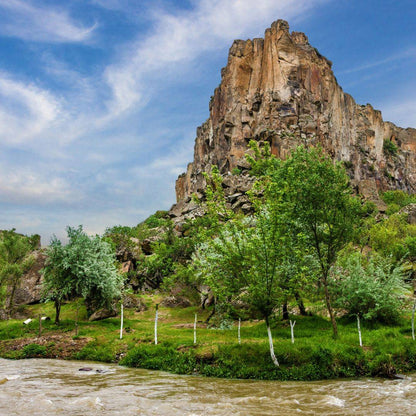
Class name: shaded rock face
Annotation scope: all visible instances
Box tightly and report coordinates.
[172,20,416,218]
[12,251,46,306]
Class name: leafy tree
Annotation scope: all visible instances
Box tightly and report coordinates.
[330,252,408,323]
[0,229,35,315]
[266,146,364,338]
[194,204,312,366]
[43,226,123,324]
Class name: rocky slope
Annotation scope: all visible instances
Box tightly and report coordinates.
[170,20,416,223]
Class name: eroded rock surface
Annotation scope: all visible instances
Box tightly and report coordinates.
[171,20,416,221]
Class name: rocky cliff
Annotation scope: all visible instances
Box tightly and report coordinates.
[170,20,416,222]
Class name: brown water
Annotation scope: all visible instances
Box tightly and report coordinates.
[0,358,415,415]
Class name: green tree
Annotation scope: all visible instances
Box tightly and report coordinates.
[43,226,123,324]
[267,146,364,338]
[330,252,408,323]
[0,229,35,315]
[194,204,311,366]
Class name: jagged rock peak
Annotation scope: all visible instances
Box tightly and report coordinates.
[170,19,416,223]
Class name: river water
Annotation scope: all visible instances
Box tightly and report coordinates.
[0,358,415,415]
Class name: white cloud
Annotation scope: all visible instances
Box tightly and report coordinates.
[0,73,61,146]
[381,98,416,129]
[104,0,328,117]
[0,0,96,43]
[0,167,83,205]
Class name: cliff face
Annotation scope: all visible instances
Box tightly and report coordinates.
[171,20,416,220]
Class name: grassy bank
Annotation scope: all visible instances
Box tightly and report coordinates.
[1,296,416,381]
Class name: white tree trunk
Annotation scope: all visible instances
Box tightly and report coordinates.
[154,304,158,345]
[120,303,124,340]
[267,324,279,367]
[194,313,197,344]
[357,314,362,347]
[290,320,296,344]
[238,318,241,344]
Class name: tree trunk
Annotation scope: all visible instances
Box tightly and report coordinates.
[193,313,197,344]
[265,317,279,367]
[323,278,338,339]
[282,302,289,320]
[154,304,158,345]
[238,318,241,344]
[295,292,307,316]
[290,320,296,344]
[357,314,362,347]
[120,303,124,340]
[54,299,61,325]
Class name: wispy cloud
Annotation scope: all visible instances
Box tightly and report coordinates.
[0,72,61,146]
[0,0,96,43]
[0,166,83,205]
[338,48,416,75]
[104,0,329,117]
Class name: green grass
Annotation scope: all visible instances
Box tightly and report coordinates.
[1,296,416,380]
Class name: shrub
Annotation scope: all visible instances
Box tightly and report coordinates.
[383,139,398,156]
[22,344,46,358]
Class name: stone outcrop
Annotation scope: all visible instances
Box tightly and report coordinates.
[10,250,46,306]
[171,20,416,221]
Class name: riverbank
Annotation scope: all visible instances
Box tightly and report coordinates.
[1,296,416,381]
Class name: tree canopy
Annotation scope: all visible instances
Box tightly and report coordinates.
[43,226,123,323]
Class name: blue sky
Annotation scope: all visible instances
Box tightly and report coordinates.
[0,0,415,244]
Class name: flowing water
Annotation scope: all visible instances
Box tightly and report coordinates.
[0,358,415,415]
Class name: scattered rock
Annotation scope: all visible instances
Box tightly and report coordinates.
[123,294,147,312]
[399,203,416,224]
[88,308,117,321]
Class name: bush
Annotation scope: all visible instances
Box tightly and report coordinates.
[330,252,409,322]
[22,344,46,358]
[383,139,398,156]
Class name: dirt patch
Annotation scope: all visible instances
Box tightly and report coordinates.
[0,334,92,359]
[173,323,207,329]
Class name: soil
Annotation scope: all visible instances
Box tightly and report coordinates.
[0,334,92,359]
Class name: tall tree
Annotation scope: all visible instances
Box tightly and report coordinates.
[43,226,123,324]
[267,146,363,338]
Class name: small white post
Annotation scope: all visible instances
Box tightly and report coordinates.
[290,320,296,344]
[120,303,124,340]
[412,300,416,341]
[238,318,241,344]
[194,313,197,344]
[357,314,362,347]
[154,304,158,345]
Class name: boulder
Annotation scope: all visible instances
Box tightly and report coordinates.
[88,308,117,321]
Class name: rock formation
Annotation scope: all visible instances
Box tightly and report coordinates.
[170,20,416,223]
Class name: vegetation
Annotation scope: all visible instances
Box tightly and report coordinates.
[3,142,416,381]
[383,139,399,156]
[0,229,37,315]
[42,226,123,324]
[1,298,416,380]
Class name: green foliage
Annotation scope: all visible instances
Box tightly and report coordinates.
[369,213,416,262]
[0,229,35,311]
[43,226,123,322]
[264,145,364,337]
[382,190,412,207]
[22,343,47,358]
[383,139,398,156]
[231,167,241,175]
[330,252,409,322]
